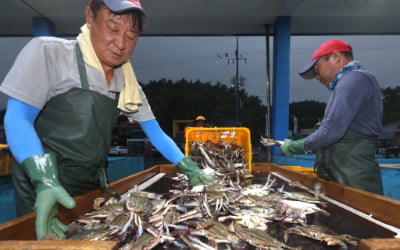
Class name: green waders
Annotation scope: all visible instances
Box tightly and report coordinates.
[12,44,120,216]
[314,129,383,195]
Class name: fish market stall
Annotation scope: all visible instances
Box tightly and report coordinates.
[0,163,400,249]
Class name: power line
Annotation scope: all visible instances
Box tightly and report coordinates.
[219,36,247,126]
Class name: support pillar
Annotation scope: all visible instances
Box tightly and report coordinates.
[271,16,291,155]
[33,17,54,37]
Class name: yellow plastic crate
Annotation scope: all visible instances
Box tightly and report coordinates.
[184,127,252,172]
[0,144,13,176]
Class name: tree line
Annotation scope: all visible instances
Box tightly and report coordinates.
[141,78,266,145]
[381,86,400,124]
[289,86,400,131]
[142,80,400,143]
[0,83,398,145]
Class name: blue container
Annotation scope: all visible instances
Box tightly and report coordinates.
[106,156,144,183]
[380,166,400,200]
[0,176,17,223]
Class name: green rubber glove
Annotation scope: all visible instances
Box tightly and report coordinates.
[280,138,306,157]
[22,153,76,240]
[176,157,213,186]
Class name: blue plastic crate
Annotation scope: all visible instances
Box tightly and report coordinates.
[106,156,144,183]
[0,176,17,223]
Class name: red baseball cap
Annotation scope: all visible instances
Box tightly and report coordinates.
[299,39,351,79]
[89,0,144,14]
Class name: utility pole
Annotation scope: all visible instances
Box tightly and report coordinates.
[219,36,247,126]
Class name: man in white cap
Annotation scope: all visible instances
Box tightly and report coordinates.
[280,39,383,195]
[0,0,212,239]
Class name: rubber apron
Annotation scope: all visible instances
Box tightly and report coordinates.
[12,44,120,216]
[314,129,383,195]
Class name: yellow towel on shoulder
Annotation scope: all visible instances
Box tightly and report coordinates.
[76,24,142,112]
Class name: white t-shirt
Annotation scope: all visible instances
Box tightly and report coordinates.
[0,36,155,123]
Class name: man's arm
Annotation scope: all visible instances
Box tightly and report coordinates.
[4,97,44,163]
[305,73,366,151]
[139,119,184,164]
[140,119,213,186]
[4,97,75,240]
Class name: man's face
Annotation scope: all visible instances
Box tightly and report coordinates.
[194,120,206,127]
[86,6,139,71]
[313,53,340,86]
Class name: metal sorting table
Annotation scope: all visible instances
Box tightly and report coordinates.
[0,163,399,249]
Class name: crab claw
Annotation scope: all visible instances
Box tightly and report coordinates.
[260,137,274,146]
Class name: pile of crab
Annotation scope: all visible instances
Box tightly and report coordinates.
[66,171,359,249]
[188,140,252,178]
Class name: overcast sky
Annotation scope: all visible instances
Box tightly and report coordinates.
[1,35,400,109]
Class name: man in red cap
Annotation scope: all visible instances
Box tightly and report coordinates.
[0,0,212,240]
[280,39,383,195]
